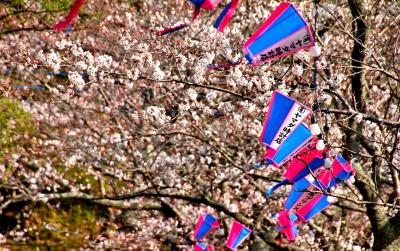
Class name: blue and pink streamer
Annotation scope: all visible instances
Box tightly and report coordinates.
[160,0,239,36]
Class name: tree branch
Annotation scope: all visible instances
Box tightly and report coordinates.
[320,108,400,127]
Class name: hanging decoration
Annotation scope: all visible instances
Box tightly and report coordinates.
[208,2,321,70]
[268,155,356,240]
[263,123,313,168]
[285,155,355,220]
[257,91,356,240]
[259,91,312,168]
[159,0,239,36]
[195,242,215,251]
[53,0,85,32]
[192,215,252,249]
[273,210,298,241]
[226,220,252,250]
[284,137,329,182]
[153,0,356,244]
[265,137,329,196]
[194,214,220,241]
[242,2,315,65]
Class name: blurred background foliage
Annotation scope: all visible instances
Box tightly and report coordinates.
[0,99,35,159]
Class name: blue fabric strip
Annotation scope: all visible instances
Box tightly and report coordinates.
[265,179,289,197]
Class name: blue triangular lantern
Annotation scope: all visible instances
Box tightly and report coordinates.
[242,2,315,65]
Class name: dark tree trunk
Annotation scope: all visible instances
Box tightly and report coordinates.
[346,0,400,250]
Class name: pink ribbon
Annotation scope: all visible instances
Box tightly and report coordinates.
[54,0,85,32]
[159,7,201,36]
[207,57,243,70]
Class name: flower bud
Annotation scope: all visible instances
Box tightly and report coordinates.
[324,158,333,168]
[348,175,356,184]
[327,196,336,203]
[316,139,325,151]
[310,44,321,57]
[310,124,321,136]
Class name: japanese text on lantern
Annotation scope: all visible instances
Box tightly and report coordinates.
[274,106,307,145]
[260,34,311,61]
